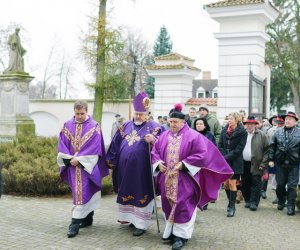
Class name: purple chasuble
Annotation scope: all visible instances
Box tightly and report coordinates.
[151,123,233,223]
[58,116,109,206]
[106,120,161,207]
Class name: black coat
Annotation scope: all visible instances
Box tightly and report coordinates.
[204,131,216,145]
[218,123,247,174]
[269,126,300,166]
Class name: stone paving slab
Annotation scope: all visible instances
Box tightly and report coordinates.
[0,189,299,250]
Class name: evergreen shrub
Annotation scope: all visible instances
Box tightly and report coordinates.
[0,136,112,196]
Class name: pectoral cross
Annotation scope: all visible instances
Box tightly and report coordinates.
[125,130,141,146]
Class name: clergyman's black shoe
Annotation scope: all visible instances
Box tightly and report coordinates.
[162,234,174,243]
[67,223,80,238]
[172,237,186,250]
[79,218,93,228]
[133,228,145,236]
[277,204,285,210]
[129,223,135,228]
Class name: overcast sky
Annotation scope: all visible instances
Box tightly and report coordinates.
[0,0,219,98]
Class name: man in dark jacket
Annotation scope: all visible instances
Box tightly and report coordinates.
[269,111,300,215]
[241,116,269,211]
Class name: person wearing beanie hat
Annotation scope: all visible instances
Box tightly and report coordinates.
[106,91,162,236]
[169,103,186,120]
[151,103,233,250]
[269,111,300,215]
[199,106,222,143]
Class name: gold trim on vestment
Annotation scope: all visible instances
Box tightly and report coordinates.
[61,122,101,205]
[121,195,134,202]
[165,134,182,223]
[75,166,83,204]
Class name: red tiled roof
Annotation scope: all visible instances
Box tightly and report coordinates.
[185,98,217,106]
[206,0,265,8]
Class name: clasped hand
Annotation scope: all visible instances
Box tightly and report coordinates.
[106,160,114,169]
[268,161,274,168]
[158,162,183,172]
[70,152,79,166]
[144,134,155,143]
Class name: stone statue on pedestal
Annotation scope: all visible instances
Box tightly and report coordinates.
[4,27,26,73]
[0,27,34,140]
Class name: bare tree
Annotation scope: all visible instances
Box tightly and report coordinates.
[33,38,76,100]
[64,62,74,99]
[29,80,57,99]
[124,29,152,98]
[41,45,57,99]
[56,52,75,99]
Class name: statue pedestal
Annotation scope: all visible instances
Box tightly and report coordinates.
[0,73,35,141]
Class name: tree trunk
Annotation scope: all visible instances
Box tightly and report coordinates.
[130,61,137,98]
[93,0,107,124]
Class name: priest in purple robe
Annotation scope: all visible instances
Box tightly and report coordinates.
[57,100,109,238]
[106,91,162,237]
[151,104,233,250]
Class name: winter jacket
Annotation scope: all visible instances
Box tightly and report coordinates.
[206,113,222,143]
[269,126,300,166]
[204,131,216,145]
[218,123,247,174]
[249,129,269,176]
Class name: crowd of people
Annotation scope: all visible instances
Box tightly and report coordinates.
[57,93,300,250]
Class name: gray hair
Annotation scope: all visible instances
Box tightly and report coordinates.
[74,100,88,111]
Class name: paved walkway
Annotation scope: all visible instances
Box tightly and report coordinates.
[0,188,299,250]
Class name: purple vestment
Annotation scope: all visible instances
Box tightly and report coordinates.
[106,120,161,207]
[58,116,109,206]
[151,124,233,223]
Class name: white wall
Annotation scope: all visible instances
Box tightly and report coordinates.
[30,111,59,137]
[29,100,131,145]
